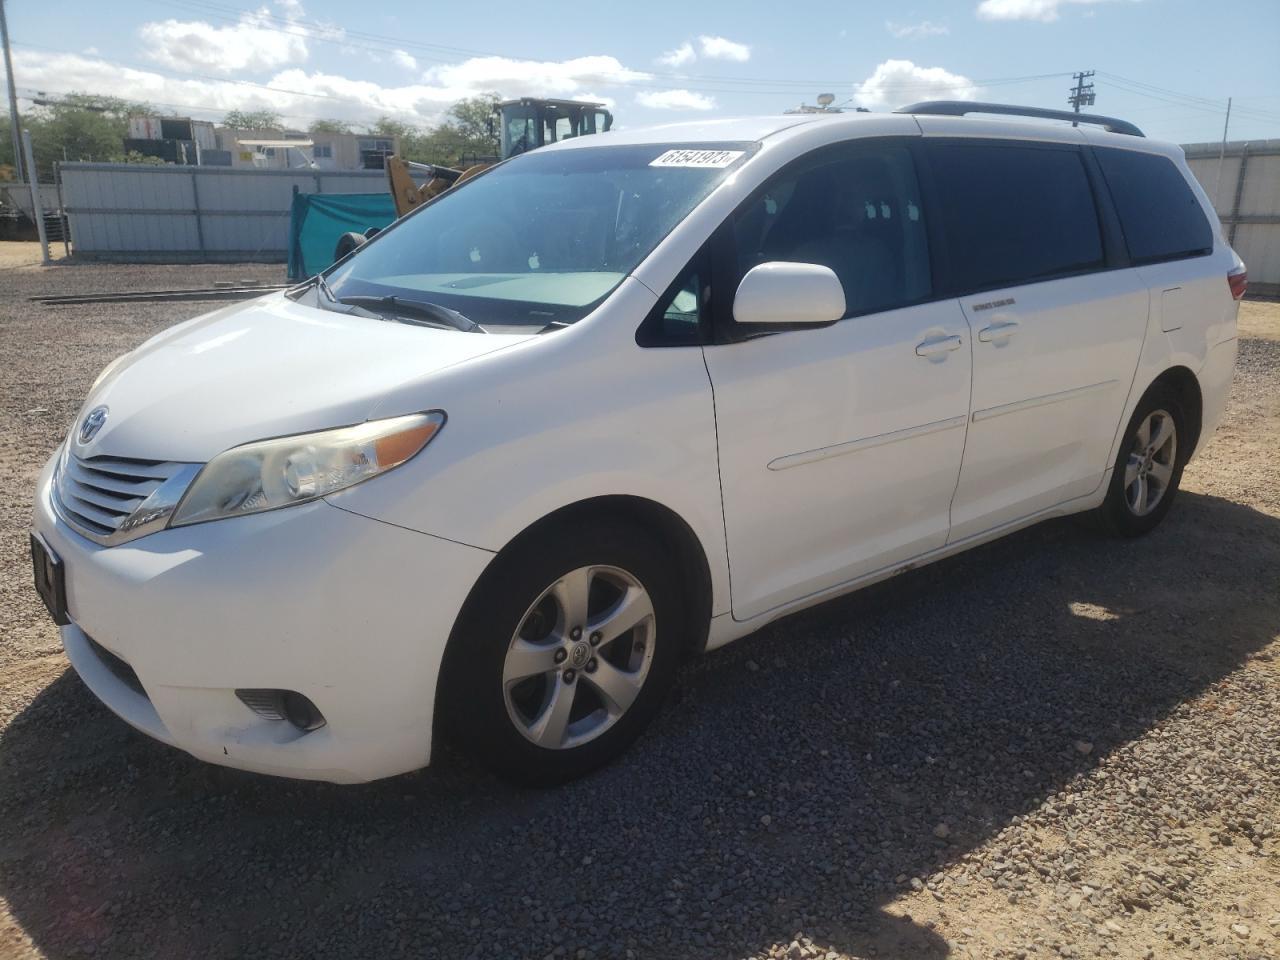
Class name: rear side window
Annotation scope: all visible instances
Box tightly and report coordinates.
[928,142,1104,292]
[1094,148,1214,264]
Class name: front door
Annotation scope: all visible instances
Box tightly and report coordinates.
[702,139,972,622]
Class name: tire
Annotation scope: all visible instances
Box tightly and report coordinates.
[1095,383,1188,537]
[439,519,686,786]
[332,231,368,263]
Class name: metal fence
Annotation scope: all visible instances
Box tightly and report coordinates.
[58,163,400,263]
[1184,138,1280,297]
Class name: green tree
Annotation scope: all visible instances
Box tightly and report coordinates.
[366,116,413,140]
[223,109,283,130]
[122,150,167,166]
[49,93,152,120]
[1,94,162,180]
[0,111,14,175]
[308,118,353,134]
[446,92,500,155]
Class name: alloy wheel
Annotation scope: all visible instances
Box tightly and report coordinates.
[501,565,656,750]
[1124,409,1177,517]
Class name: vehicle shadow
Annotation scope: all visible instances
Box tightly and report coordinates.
[1,490,1277,959]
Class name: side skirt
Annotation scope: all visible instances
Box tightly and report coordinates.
[704,474,1111,651]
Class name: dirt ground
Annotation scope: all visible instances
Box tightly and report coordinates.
[0,241,69,268]
[0,254,1277,960]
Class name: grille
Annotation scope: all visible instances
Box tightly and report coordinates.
[53,453,197,545]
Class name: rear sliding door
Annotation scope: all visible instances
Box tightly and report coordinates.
[923,139,1150,542]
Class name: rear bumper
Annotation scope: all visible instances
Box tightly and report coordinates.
[32,454,494,783]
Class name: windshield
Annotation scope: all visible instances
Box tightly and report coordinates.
[325,142,757,327]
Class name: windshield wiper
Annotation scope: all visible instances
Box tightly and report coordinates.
[287,271,337,304]
[337,295,486,334]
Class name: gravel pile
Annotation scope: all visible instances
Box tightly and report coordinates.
[1,261,1277,960]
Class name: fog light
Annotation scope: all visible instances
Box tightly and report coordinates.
[236,688,326,732]
[281,691,326,731]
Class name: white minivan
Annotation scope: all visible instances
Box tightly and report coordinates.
[31,103,1245,785]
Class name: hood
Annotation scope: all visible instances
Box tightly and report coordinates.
[74,293,533,463]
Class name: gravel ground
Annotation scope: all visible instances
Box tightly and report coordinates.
[1,251,1278,960]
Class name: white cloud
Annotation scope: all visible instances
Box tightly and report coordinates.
[636,89,715,111]
[138,1,330,75]
[697,35,751,62]
[975,0,1120,22]
[391,49,418,71]
[574,92,617,111]
[11,48,652,131]
[13,50,458,129]
[853,59,978,110]
[886,19,950,38]
[423,55,650,98]
[656,42,696,68]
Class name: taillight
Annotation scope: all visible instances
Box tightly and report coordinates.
[1228,268,1248,301]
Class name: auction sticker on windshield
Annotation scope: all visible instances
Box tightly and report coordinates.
[649,149,745,168]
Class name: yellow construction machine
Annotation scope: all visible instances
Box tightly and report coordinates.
[385,97,614,219]
[332,98,612,262]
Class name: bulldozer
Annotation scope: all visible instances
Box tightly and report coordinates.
[386,97,612,218]
[332,98,613,261]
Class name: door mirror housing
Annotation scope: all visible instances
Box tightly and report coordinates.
[732,262,846,327]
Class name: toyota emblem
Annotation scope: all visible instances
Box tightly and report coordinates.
[78,406,109,445]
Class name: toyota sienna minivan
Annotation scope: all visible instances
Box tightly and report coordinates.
[31,103,1245,785]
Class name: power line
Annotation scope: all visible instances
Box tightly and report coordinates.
[1096,71,1280,124]
[1097,80,1280,126]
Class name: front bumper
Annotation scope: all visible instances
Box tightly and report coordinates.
[32,455,494,783]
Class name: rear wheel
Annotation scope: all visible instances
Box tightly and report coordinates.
[441,520,684,785]
[1096,384,1187,536]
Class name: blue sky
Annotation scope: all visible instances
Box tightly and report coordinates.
[5,0,1279,143]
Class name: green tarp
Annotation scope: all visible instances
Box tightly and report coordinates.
[287,190,397,281]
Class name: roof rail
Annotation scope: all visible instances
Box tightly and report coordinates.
[895,101,1145,138]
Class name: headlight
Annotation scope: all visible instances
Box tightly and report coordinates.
[170,411,445,527]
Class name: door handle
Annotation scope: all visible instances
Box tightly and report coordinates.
[978,320,1020,343]
[915,334,963,358]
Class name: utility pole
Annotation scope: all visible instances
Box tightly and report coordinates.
[1212,97,1233,215]
[1067,70,1096,126]
[22,130,48,263]
[1,0,24,181]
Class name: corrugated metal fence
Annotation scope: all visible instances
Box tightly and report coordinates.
[59,163,398,263]
[1184,138,1279,297]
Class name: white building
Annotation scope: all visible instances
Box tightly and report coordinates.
[124,115,400,171]
[215,128,400,172]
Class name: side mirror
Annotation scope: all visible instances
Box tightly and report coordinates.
[733,262,846,327]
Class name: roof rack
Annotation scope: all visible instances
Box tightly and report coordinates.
[894,101,1145,138]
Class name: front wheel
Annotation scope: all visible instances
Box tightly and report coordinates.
[1095,384,1187,536]
[441,521,684,785]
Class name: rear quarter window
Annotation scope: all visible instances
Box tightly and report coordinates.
[927,141,1105,293]
[1094,148,1214,265]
